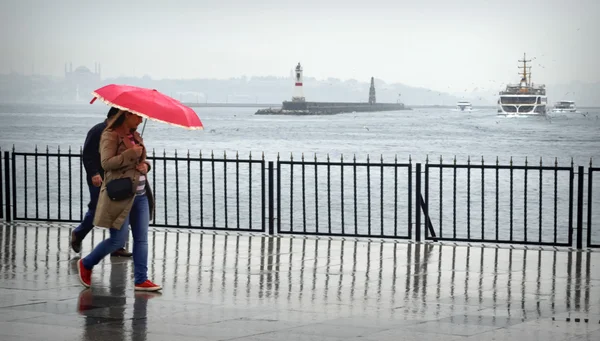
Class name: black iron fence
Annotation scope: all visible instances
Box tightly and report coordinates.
[588,167,600,248]
[277,154,412,239]
[1,148,597,249]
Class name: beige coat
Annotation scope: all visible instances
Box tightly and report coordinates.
[93,129,154,229]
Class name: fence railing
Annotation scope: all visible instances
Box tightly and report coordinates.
[424,157,575,247]
[277,155,412,239]
[1,148,597,249]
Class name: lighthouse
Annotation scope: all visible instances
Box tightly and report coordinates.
[292,62,305,102]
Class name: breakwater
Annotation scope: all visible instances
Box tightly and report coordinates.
[255,101,409,115]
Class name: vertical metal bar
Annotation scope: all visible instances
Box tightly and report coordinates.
[175,150,180,226]
[367,155,371,235]
[163,150,168,225]
[36,146,40,219]
[187,150,191,227]
[68,147,72,220]
[24,155,28,218]
[568,161,574,246]
[314,154,319,233]
[495,158,499,241]
[524,158,528,242]
[46,146,50,219]
[554,158,558,244]
[587,167,593,247]
[424,158,429,237]
[268,161,274,235]
[223,151,227,228]
[211,151,216,227]
[576,166,584,249]
[327,154,331,234]
[408,159,412,239]
[510,158,514,241]
[11,148,16,220]
[289,155,293,232]
[247,152,251,230]
[276,156,281,234]
[0,148,3,220]
[394,155,398,237]
[235,152,240,229]
[152,149,156,222]
[467,157,471,239]
[340,155,345,234]
[3,151,11,222]
[261,154,266,232]
[453,157,457,239]
[57,147,61,220]
[353,155,357,235]
[302,154,306,233]
[439,157,443,238]
[481,157,485,240]
[78,147,82,220]
[539,159,543,244]
[415,163,421,242]
[380,155,384,236]
[199,151,204,227]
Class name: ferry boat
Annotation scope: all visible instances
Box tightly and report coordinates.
[456,101,472,111]
[497,54,547,116]
[551,100,577,113]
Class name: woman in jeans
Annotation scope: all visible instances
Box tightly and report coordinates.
[77,109,161,291]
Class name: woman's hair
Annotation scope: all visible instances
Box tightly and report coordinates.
[106,110,128,130]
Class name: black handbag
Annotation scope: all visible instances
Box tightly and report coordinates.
[105,177,134,201]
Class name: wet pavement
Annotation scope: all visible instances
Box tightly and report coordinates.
[0,221,599,341]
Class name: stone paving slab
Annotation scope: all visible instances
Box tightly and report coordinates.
[0,222,599,340]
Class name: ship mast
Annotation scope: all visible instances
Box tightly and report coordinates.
[518,53,531,87]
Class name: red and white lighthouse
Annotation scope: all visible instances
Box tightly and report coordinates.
[292,62,305,102]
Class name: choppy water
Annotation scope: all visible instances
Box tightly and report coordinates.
[1,103,599,165]
[0,103,599,244]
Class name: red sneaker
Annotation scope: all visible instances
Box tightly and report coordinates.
[135,280,162,292]
[77,259,91,288]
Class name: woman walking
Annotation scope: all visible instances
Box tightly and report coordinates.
[77,109,161,291]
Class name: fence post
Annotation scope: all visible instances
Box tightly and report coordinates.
[268,161,274,235]
[0,148,3,220]
[3,151,10,222]
[415,163,421,242]
[576,166,584,249]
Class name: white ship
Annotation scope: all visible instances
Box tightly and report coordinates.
[456,101,472,111]
[551,101,577,113]
[497,54,547,116]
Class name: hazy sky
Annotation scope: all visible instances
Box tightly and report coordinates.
[1,0,598,92]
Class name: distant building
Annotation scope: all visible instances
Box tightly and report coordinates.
[63,62,102,101]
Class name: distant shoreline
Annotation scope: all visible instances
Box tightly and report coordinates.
[1,102,599,110]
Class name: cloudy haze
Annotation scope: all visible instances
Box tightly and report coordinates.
[1,0,598,93]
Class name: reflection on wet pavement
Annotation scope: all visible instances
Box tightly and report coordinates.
[0,222,599,340]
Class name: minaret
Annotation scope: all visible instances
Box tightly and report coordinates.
[292,62,305,102]
[368,77,376,104]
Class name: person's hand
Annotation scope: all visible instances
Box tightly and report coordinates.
[136,163,148,174]
[132,145,143,158]
[91,174,103,187]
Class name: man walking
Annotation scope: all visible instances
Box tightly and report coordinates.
[70,107,132,257]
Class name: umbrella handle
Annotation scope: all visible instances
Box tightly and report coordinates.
[140,119,147,137]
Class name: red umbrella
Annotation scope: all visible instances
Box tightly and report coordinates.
[90,84,203,130]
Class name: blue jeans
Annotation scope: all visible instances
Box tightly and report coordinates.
[82,195,150,285]
[73,183,128,247]
[73,184,100,240]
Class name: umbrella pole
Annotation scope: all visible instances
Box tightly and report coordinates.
[140,119,147,137]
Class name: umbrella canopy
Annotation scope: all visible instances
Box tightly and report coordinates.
[90,84,203,130]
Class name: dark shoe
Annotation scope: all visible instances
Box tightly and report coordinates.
[111,248,132,257]
[70,232,82,253]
